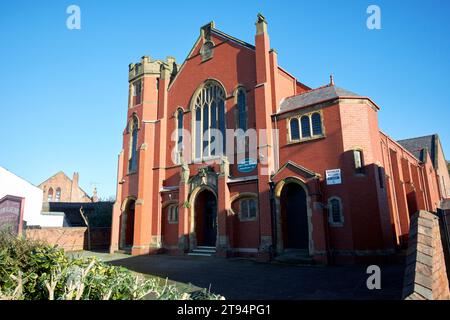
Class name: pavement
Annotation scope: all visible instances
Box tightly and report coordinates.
[74,251,405,300]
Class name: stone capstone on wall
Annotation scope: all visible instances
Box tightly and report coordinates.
[402,210,450,300]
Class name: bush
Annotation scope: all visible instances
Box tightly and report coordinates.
[0,232,224,300]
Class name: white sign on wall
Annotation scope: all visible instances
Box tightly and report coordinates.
[326,169,342,185]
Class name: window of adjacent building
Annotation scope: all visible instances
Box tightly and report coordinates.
[240,198,258,221]
[193,81,226,160]
[168,205,179,223]
[289,112,324,142]
[128,115,139,173]
[47,188,54,202]
[354,150,365,174]
[55,188,61,202]
[328,197,343,226]
[133,80,142,105]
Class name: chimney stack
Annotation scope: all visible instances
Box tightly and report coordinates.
[72,172,79,188]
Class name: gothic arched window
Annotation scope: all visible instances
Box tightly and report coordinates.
[193,81,226,160]
[328,197,344,226]
[55,188,61,202]
[301,115,311,138]
[237,89,247,131]
[290,118,300,141]
[311,112,322,136]
[176,109,184,164]
[128,115,139,173]
[47,188,54,202]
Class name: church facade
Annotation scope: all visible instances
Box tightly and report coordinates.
[109,15,447,264]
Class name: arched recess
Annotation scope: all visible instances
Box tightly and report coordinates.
[274,177,314,254]
[188,185,218,249]
[119,196,137,250]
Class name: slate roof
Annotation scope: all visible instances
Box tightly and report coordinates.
[278,85,361,114]
[397,134,438,167]
[42,202,113,227]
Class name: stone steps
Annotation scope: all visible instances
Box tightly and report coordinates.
[188,246,216,257]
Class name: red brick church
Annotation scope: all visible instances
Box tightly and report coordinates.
[110,14,449,264]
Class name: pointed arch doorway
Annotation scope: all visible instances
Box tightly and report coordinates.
[119,198,135,250]
[280,182,309,250]
[195,189,217,246]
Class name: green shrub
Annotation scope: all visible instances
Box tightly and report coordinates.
[0,232,224,300]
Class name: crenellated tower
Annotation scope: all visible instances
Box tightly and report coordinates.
[110,56,178,254]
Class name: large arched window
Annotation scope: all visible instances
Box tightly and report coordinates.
[128,115,139,172]
[193,81,226,160]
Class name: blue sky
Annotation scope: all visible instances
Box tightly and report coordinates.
[0,0,449,198]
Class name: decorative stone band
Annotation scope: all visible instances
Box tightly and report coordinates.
[402,210,450,300]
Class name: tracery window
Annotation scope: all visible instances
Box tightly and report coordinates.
[193,81,226,160]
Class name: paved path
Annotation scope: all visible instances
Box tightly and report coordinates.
[95,253,404,300]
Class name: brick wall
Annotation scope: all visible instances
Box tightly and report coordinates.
[26,227,87,252]
[402,210,450,300]
[26,226,111,251]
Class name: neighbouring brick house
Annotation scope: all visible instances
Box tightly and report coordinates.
[38,171,97,203]
[109,14,450,264]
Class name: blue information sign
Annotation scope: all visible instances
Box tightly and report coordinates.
[237,158,257,173]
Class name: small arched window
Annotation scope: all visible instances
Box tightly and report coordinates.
[290,118,300,141]
[237,89,247,131]
[239,198,258,221]
[301,116,311,138]
[168,205,179,223]
[128,115,139,173]
[55,188,61,202]
[311,112,322,136]
[47,188,54,202]
[133,80,142,105]
[353,150,365,174]
[328,197,344,226]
